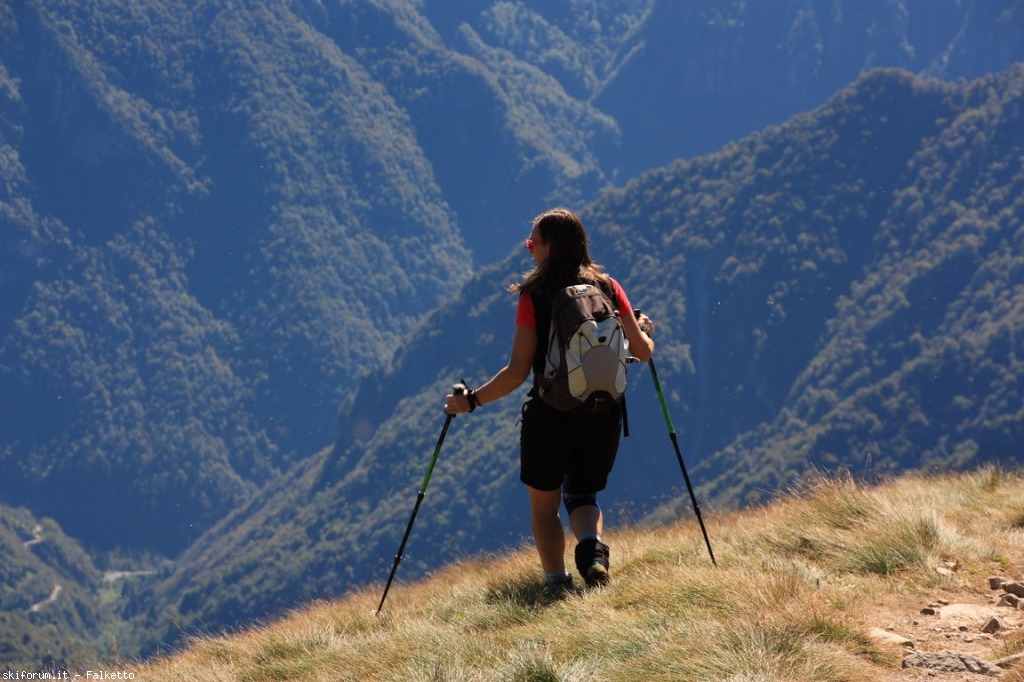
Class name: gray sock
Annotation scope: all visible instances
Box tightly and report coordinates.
[544,570,570,584]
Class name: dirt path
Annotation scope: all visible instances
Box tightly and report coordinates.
[28,583,62,613]
[103,570,157,583]
[23,523,44,548]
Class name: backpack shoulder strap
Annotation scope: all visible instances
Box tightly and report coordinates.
[595,276,619,314]
[529,291,552,377]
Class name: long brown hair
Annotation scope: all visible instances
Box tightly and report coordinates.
[510,208,608,296]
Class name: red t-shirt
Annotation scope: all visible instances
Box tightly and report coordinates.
[515,277,632,329]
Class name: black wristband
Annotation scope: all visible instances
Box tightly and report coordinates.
[466,388,481,412]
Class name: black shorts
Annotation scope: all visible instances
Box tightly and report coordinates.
[519,398,622,494]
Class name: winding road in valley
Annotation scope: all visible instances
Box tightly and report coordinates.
[23,524,62,613]
[22,522,155,613]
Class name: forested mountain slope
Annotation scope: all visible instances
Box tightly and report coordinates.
[697,66,1024,505]
[595,0,1024,175]
[0,505,107,669]
[2,0,1020,554]
[1,0,465,553]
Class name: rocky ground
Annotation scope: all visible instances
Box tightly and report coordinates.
[862,555,1024,681]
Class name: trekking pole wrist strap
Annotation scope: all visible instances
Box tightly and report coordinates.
[466,387,481,412]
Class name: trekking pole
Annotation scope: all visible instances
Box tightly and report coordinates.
[634,311,717,566]
[374,381,467,615]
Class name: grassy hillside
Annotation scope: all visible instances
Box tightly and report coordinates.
[115,467,1024,681]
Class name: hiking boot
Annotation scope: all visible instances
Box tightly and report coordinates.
[540,574,575,602]
[575,538,611,588]
[585,562,610,588]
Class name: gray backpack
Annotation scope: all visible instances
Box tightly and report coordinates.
[535,282,629,412]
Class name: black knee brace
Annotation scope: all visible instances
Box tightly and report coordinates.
[563,494,598,515]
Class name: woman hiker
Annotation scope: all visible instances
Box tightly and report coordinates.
[444,207,654,593]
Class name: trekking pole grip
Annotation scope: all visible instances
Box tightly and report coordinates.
[453,378,480,412]
[633,308,651,337]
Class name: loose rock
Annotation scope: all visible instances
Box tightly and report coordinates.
[938,603,997,625]
[998,593,1020,608]
[868,627,914,648]
[980,617,1001,634]
[902,651,1003,676]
